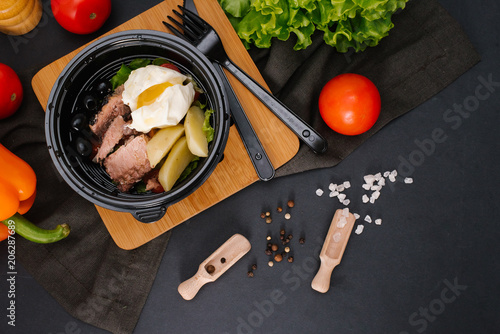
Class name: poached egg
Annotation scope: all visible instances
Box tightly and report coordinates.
[122,65,196,133]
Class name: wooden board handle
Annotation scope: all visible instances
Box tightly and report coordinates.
[311,259,337,293]
[178,273,212,300]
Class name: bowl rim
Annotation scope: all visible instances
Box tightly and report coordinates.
[45,29,230,222]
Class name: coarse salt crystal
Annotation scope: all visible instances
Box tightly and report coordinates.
[369,196,376,204]
[378,178,386,186]
[362,194,369,203]
[372,191,380,200]
[354,213,360,219]
[364,215,372,223]
[333,232,342,243]
[337,184,345,192]
[391,170,398,176]
[329,191,338,198]
[389,174,396,182]
[342,199,351,206]
[337,216,348,228]
[375,218,382,225]
[338,193,346,201]
[362,184,371,190]
[328,183,337,191]
[316,188,324,196]
[371,185,382,191]
[364,174,375,185]
[343,181,351,189]
[374,172,382,180]
[404,177,413,184]
[383,171,390,177]
[342,208,350,217]
[355,225,364,235]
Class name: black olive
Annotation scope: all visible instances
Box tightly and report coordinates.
[70,113,87,132]
[95,80,112,96]
[75,137,93,157]
[83,95,98,111]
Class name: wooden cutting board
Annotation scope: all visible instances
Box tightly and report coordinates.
[31,0,299,250]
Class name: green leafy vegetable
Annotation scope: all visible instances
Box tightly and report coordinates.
[109,58,169,89]
[203,109,215,143]
[129,58,151,70]
[152,58,170,66]
[218,0,408,52]
[110,64,132,90]
[177,157,200,184]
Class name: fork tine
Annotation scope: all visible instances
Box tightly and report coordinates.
[162,20,189,42]
[171,9,205,37]
[166,14,198,42]
[177,5,208,28]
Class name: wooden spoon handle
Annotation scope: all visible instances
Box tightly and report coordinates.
[311,260,336,293]
[178,274,212,300]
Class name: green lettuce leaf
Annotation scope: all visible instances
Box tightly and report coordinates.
[203,109,215,143]
[218,0,408,52]
[109,58,152,90]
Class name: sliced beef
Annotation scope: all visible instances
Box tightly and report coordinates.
[90,85,130,137]
[104,135,152,192]
[93,116,127,164]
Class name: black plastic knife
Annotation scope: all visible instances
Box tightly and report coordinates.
[182,0,275,181]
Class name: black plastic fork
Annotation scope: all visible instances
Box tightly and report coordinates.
[164,6,328,154]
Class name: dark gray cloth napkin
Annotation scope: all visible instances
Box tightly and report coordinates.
[1,0,479,333]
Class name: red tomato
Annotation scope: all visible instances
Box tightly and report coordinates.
[51,0,111,35]
[318,73,381,136]
[0,63,23,120]
[160,63,181,72]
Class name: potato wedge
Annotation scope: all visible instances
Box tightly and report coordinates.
[147,124,185,167]
[184,105,209,157]
[158,136,196,191]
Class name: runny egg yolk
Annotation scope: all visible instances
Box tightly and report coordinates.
[136,82,173,109]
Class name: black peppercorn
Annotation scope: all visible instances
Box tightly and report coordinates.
[288,256,294,263]
[299,237,305,244]
[265,249,272,256]
[247,271,254,278]
[251,264,257,270]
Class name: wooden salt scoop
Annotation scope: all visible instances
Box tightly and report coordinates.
[178,234,251,300]
[311,209,356,293]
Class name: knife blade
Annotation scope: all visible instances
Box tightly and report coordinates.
[182,0,275,181]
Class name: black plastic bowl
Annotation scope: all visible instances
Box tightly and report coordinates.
[45,30,230,223]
